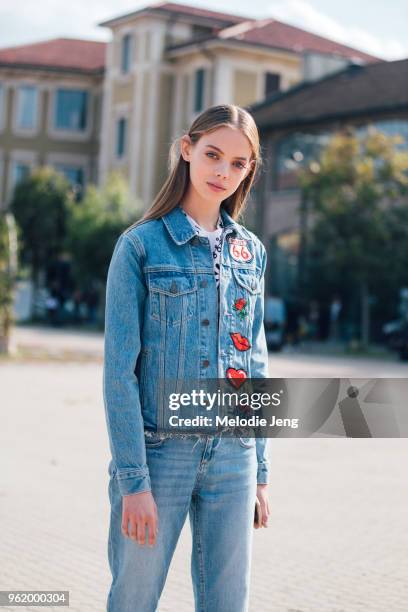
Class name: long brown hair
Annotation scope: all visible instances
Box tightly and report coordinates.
[126,104,262,231]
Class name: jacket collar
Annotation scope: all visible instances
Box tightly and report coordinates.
[162,203,244,245]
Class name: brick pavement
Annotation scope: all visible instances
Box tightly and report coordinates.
[1,327,408,611]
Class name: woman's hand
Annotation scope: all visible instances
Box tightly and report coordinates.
[255,483,270,529]
[122,490,159,547]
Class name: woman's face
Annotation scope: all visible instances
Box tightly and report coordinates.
[180,126,254,203]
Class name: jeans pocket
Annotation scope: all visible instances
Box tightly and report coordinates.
[238,436,256,448]
[144,432,166,448]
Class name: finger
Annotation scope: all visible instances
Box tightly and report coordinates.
[121,512,129,537]
[256,502,263,529]
[137,519,147,546]
[261,502,269,527]
[147,517,157,546]
[254,506,260,529]
[128,519,138,541]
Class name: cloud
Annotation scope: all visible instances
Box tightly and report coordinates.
[1,0,407,61]
[267,0,408,60]
[0,1,144,47]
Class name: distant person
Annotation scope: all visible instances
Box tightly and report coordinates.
[329,295,342,341]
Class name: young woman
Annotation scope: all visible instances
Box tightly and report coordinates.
[103,104,271,612]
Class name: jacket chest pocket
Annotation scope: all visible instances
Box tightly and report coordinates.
[230,268,261,322]
[147,270,198,326]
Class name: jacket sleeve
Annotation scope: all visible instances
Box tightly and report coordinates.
[250,243,270,484]
[103,231,151,496]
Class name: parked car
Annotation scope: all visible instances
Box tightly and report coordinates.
[264,296,286,351]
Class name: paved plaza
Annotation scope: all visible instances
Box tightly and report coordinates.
[1,326,408,611]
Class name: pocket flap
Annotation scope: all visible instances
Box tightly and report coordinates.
[147,271,197,296]
[232,269,261,294]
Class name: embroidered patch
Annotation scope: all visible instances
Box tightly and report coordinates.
[233,297,248,319]
[230,332,251,351]
[226,367,247,389]
[228,237,253,263]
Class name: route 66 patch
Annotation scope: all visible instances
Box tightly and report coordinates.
[228,237,253,263]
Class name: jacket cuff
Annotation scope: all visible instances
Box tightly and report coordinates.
[255,436,270,484]
[257,461,269,484]
[116,467,151,496]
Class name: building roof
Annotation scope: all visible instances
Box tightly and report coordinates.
[250,58,408,129]
[0,38,106,73]
[99,1,247,28]
[100,2,379,63]
[166,16,380,62]
[220,19,379,62]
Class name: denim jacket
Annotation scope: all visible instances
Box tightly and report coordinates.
[103,203,270,496]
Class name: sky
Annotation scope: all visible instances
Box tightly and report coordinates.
[0,0,407,61]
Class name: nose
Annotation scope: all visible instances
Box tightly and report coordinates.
[216,160,229,179]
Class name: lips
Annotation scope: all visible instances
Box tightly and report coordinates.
[230,332,251,351]
[207,181,226,191]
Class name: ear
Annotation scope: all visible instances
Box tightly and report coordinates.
[180,135,192,162]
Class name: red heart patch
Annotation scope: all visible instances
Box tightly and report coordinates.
[226,367,247,389]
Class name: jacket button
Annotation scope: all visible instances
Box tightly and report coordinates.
[200,279,208,287]
[170,281,178,293]
[202,359,210,367]
[202,319,210,326]
[191,236,200,246]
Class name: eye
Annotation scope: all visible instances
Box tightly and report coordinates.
[234,162,246,170]
[206,152,218,160]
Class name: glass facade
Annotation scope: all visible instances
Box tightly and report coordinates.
[55,164,84,200]
[54,88,88,131]
[121,34,132,73]
[194,68,205,113]
[356,119,408,149]
[116,117,127,158]
[274,120,408,192]
[0,83,4,126]
[268,232,300,298]
[13,163,30,187]
[265,72,281,97]
[275,131,331,191]
[16,85,38,130]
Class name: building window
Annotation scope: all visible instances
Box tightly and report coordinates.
[55,164,85,201]
[265,72,281,97]
[16,85,38,130]
[194,68,205,113]
[356,119,408,149]
[275,132,330,191]
[116,117,127,158]
[0,83,5,129]
[269,232,300,298]
[121,34,132,73]
[12,162,30,188]
[54,89,88,132]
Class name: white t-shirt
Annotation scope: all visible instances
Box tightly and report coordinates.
[181,208,224,289]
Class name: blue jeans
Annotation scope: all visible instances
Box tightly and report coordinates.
[107,432,258,611]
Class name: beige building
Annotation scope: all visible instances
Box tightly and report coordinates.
[97,1,378,209]
[0,38,105,209]
[0,1,379,211]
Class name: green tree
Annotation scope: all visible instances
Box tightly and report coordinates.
[0,213,18,354]
[299,128,408,346]
[10,166,72,317]
[64,171,142,324]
